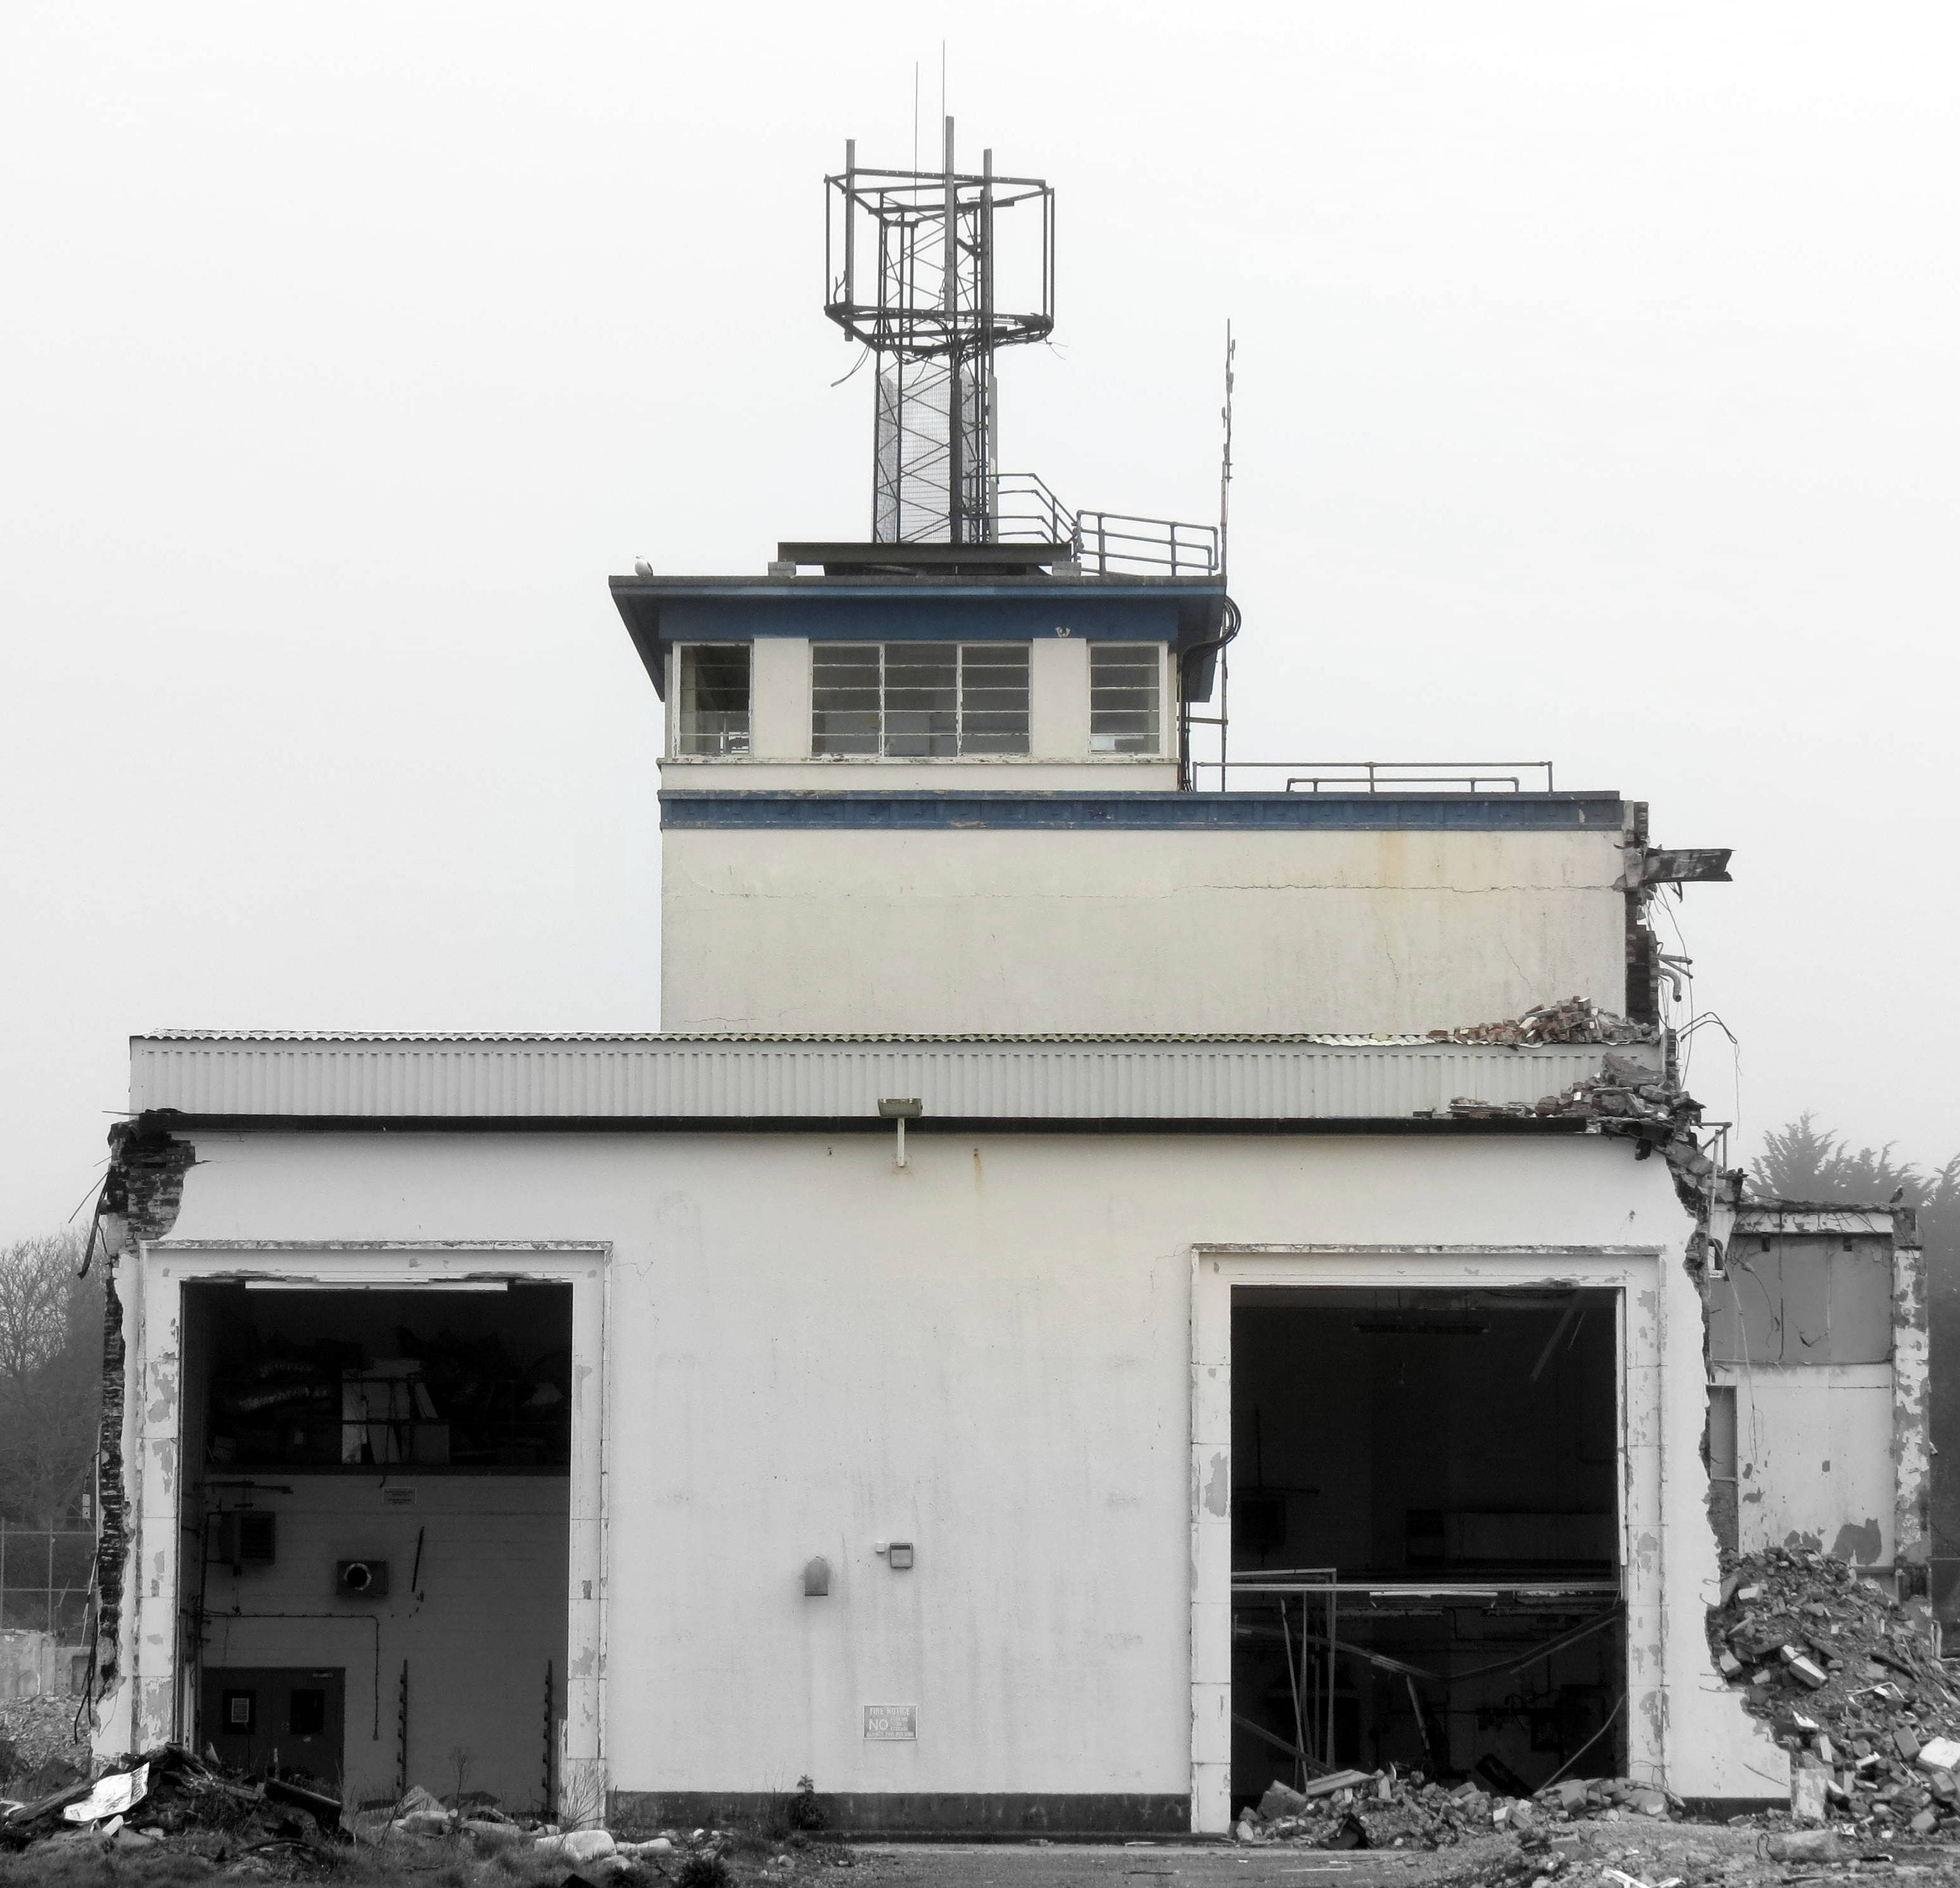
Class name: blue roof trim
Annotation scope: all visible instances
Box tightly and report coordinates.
[610,577,1230,699]
[659,791,1626,832]
[659,592,1185,641]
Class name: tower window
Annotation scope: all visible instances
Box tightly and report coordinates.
[1089,644,1162,753]
[812,643,1029,757]
[675,645,751,756]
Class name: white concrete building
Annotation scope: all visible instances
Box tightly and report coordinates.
[88,537,1928,1833]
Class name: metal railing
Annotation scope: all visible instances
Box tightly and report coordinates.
[991,473,1220,577]
[1185,760,1557,794]
[1077,508,1218,576]
[992,471,1075,546]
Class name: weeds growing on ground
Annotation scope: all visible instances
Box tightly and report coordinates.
[783,1779,824,1835]
[0,1850,217,1888]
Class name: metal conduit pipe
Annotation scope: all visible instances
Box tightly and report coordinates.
[1178,595,1242,790]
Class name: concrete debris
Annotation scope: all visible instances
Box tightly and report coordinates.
[1233,1770,1691,1849]
[0,1692,89,1791]
[1707,1545,1960,1834]
[1426,999,1658,1048]
[1439,1056,1697,1133]
[536,1825,617,1864]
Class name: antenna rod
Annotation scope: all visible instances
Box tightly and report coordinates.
[1219,320,1235,582]
[983,146,996,537]
[842,139,856,304]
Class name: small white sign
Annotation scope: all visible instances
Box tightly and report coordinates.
[382,1487,415,1507]
[864,1704,918,1742]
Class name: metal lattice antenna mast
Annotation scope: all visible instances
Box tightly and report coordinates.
[826,123,1054,543]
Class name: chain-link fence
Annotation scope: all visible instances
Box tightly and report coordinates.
[0,1525,91,1639]
[0,1525,91,1700]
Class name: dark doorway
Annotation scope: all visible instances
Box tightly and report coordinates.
[1230,1287,1624,1809]
[201,1666,346,1787]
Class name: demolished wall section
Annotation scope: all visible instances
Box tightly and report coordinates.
[90,1126,196,1727]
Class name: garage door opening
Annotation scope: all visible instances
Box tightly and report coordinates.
[180,1279,572,1808]
[1230,1286,1624,1810]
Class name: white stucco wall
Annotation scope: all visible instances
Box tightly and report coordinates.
[661,827,1632,1034]
[109,1125,1778,1816]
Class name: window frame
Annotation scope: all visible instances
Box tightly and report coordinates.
[810,641,1031,759]
[1088,642,1167,757]
[671,642,753,758]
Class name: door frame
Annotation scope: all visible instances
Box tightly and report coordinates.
[123,1241,610,1800]
[1188,1244,1663,1834]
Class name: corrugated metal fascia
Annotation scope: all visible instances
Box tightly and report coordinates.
[130,1036,1655,1123]
[137,1028,1481,1046]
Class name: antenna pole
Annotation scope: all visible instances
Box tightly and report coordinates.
[943,115,962,544]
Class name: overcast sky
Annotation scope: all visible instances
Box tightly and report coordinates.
[4,2,1956,1234]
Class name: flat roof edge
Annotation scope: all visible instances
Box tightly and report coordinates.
[131,1112,1596,1138]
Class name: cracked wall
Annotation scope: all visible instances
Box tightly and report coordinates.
[662,825,1638,1034]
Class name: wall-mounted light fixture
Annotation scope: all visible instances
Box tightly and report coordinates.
[803,1556,831,1598]
[878,1098,923,1169]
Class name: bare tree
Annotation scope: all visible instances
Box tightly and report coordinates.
[0,1230,104,1525]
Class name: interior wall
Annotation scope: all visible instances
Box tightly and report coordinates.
[1707,1231,1899,1570]
[193,1474,568,1808]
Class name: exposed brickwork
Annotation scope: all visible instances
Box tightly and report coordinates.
[91,1124,197,1697]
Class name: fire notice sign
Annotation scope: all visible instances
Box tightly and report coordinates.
[863,1704,918,1742]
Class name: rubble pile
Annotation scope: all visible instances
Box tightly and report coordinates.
[1233,1770,1681,1849]
[1707,1546,1960,1834]
[1,1746,758,1877]
[0,1742,344,1858]
[0,1692,88,1791]
[1436,1057,1694,1135]
[1426,1000,1656,1049]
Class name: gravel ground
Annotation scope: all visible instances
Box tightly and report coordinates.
[842,1837,1511,1887]
[837,1824,1960,1888]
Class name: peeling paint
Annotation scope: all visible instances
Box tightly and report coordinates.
[1891,1218,1933,1596]
[1201,1450,1230,1519]
[1830,1518,1883,1565]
